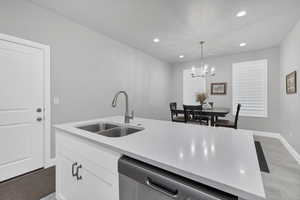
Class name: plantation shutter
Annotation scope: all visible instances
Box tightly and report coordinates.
[232,59,268,117]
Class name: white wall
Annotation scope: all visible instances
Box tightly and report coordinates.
[171,47,281,132]
[280,19,300,154]
[0,0,172,157]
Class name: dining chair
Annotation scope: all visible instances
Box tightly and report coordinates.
[183,105,210,125]
[170,102,186,123]
[215,104,241,129]
[169,102,177,111]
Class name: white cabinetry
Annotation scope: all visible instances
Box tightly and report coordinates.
[56,130,121,200]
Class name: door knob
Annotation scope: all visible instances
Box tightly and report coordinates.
[36,117,43,122]
[36,108,42,112]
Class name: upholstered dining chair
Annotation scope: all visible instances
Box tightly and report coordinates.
[215,104,241,129]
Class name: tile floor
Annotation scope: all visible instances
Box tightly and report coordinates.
[254,136,300,200]
[41,193,56,200]
[41,136,300,200]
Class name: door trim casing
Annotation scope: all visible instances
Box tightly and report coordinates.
[0,33,52,168]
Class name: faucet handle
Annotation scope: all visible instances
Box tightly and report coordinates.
[130,110,134,119]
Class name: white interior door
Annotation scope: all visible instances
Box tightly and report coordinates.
[183,68,206,105]
[0,39,44,182]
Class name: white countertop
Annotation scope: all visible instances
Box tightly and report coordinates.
[55,116,265,200]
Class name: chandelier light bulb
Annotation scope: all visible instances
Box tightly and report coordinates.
[211,67,215,73]
[204,65,208,72]
[191,66,196,73]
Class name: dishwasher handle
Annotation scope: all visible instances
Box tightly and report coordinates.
[145,177,179,199]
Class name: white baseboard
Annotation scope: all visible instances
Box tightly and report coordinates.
[251,130,300,165]
[45,158,56,168]
[56,193,65,200]
[279,136,300,165]
[251,130,281,139]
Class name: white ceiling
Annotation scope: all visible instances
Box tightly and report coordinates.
[29,0,300,63]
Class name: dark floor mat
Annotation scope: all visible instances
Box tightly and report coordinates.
[255,141,270,173]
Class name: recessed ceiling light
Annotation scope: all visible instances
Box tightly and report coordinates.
[179,55,184,58]
[236,10,247,17]
[153,38,160,43]
[240,42,247,47]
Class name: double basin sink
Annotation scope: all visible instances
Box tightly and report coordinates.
[76,122,144,138]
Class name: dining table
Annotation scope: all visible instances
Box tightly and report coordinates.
[175,107,231,126]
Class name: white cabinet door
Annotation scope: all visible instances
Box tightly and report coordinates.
[57,154,117,200]
[56,132,120,200]
[56,155,79,200]
[0,39,44,182]
[56,149,119,200]
[76,165,115,200]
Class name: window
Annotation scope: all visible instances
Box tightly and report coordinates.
[232,59,268,117]
[183,68,206,105]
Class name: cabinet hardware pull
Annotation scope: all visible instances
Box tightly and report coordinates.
[72,162,78,177]
[76,164,82,180]
[145,178,178,198]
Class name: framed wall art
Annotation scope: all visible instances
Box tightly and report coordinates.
[286,71,297,94]
[211,82,227,95]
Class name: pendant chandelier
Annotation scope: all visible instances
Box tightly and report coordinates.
[191,41,216,78]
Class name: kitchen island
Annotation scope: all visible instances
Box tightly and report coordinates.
[54,116,265,200]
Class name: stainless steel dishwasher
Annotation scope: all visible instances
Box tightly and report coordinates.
[118,156,238,200]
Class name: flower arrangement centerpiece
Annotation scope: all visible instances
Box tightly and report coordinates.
[196,93,208,105]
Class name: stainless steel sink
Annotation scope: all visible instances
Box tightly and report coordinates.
[77,123,119,133]
[98,127,143,137]
[76,122,144,137]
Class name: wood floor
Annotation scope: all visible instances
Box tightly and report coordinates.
[41,136,300,200]
[0,167,55,200]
